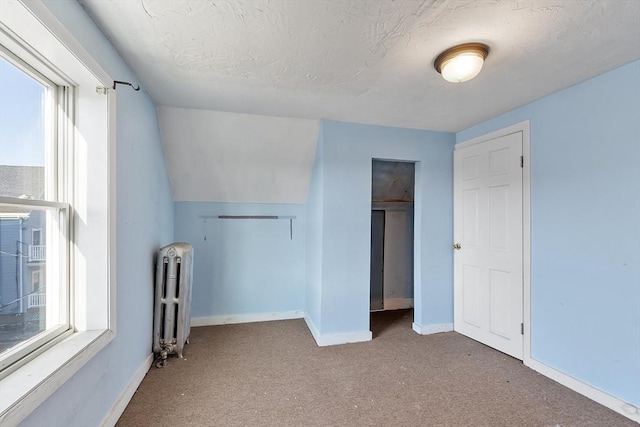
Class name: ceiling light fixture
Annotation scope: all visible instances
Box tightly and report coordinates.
[434,43,489,83]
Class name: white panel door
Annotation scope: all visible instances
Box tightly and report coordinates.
[454,132,523,359]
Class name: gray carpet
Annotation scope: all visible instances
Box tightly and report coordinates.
[117,310,634,426]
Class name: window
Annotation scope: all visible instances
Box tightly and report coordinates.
[31,229,42,246]
[0,49,71,375]
[0,1,116,424]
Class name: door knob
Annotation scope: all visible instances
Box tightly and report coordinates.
[453,243,462,250]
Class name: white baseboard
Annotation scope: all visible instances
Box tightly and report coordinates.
[191,310,304,327]
[100,353,153,427]
[525,358,639,423]
[304,314,372,347]
[383,298,413,310]
[314,330,372,347]
[412,322,453,335]
[303,314,322,343]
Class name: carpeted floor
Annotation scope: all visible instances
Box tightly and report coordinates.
[117,310,634,426]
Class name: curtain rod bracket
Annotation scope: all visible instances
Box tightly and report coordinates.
[112,80,140,91]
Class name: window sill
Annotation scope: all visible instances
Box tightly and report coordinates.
[0,329,114,426]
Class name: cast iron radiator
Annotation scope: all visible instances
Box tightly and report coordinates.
[153,242,193,367]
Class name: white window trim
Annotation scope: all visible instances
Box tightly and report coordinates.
[0,1,117,425]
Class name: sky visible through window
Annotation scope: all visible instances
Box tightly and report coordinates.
[0,56,45,167]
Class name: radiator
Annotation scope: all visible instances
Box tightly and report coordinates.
[153,242,193,366]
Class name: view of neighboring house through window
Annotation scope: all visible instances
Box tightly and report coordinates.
[0,50,70,374]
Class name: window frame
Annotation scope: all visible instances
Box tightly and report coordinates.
[0,1,117,425]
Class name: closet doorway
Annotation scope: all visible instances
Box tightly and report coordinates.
[370,160,415,312]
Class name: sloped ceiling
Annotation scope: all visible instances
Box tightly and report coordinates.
[158,107,319,203]
[81,0,640,132]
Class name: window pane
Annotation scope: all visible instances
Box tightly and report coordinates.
[0,55,65,366]
[0,204,66,358]
[0,56,47,200]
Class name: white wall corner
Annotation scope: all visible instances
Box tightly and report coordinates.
[100,353,152,427]
[191,310,304,327]
[315,331,372,347]
[412,322,453,335]
[303,314,371,347]
[303,313,322,345]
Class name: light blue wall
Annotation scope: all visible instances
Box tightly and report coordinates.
[316,120,455,335]
[304,128,325,328]
[457,60,640,407]
[174,202,305,318]
[21,1,174,426]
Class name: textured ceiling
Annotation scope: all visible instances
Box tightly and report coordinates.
[80,0,640,132]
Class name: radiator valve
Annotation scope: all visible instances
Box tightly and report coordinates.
[155,343,174,368]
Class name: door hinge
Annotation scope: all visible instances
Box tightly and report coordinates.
[520,323,524,335]
[520,156,524,168]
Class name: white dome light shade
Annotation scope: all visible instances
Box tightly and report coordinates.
[440,52,485,82]
[434,43,489,83]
